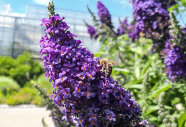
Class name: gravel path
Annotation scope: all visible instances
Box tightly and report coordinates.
[0,105,54,127]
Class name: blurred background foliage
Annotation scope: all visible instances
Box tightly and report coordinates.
[0,52,52,106]
[0,52,44,87]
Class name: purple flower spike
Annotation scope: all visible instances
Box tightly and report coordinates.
[87,25,98,39]
[40,14,146,127]
[130,0,176,42]
[117,18,129,35]
[97,1,113,28]
[164,42,186,81]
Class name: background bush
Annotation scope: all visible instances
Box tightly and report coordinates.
[0,92,5,104]
[6,87,43,106]
[0,52,45,106]
[35,75,53,94]
[0,76,20,95]
[0,52,44,87]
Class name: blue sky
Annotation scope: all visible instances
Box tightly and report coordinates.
[0,0,133,17]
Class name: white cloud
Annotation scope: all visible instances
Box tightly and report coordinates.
[33,0,51,6]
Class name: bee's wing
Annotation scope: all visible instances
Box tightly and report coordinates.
[108,60,119,65]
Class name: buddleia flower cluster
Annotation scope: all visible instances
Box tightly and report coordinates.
[164,42,186,81]
[40,13,147,126]
[130,0,176,43]
[164,12,186,81]
[87,25,98,39]
[117,18,129,36]
[86,1,118,39]
[84,21,98,40]
[97,1,113,29]
[131,0,176,9]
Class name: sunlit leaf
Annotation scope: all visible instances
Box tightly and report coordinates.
[94,52,107,57]
[178,113,186,127]
[145,106,159,115]
[114,68,130,75]
[149,84,171,99]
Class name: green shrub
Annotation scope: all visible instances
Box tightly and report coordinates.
[32,96,43,106]
[9,65,31,86]
[0,56,17,76]
[16,52,31,64]
[30,61,44,79]
[0,52,44,87]
[6,87,39,105]
[36,74,53,94]
[0,76,20,94]
[0,92,5,104]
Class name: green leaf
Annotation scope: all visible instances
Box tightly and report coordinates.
[94,52,107,57]
[135,65,140,79]
[149,83,171,99]
[148,116,158,122]
[97,35,103,43]
[168,5,176,11]
[164,105,173,110]
[131,46,143,55]
[181,0,186,4]
[125,84,142,89]
[114,68,130,75]
[126,84,142,89]
[145,106,159,115]
[118,34,128,40]
[141,60,152,76]
[178,113,186,127]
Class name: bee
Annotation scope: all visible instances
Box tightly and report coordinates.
[99,58,118,77]
[139,32,145,37]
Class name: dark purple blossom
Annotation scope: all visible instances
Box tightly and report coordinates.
[105,110,116,121]
[40,14,146,127]
[131,0,176,9]
[164,42,186,81]
[75,118,84,127]
[87,25,98,39]
[97,1,113,28]
[130,0,176,44]
[117,18,129,35]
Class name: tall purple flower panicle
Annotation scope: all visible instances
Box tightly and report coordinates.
[164,42,186,81]
[117,18,129,36]
[40,14,146,127]
[131,0,170,41]
[87,25,98,39]
[97,1,113,29]
[130,0,176,43]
